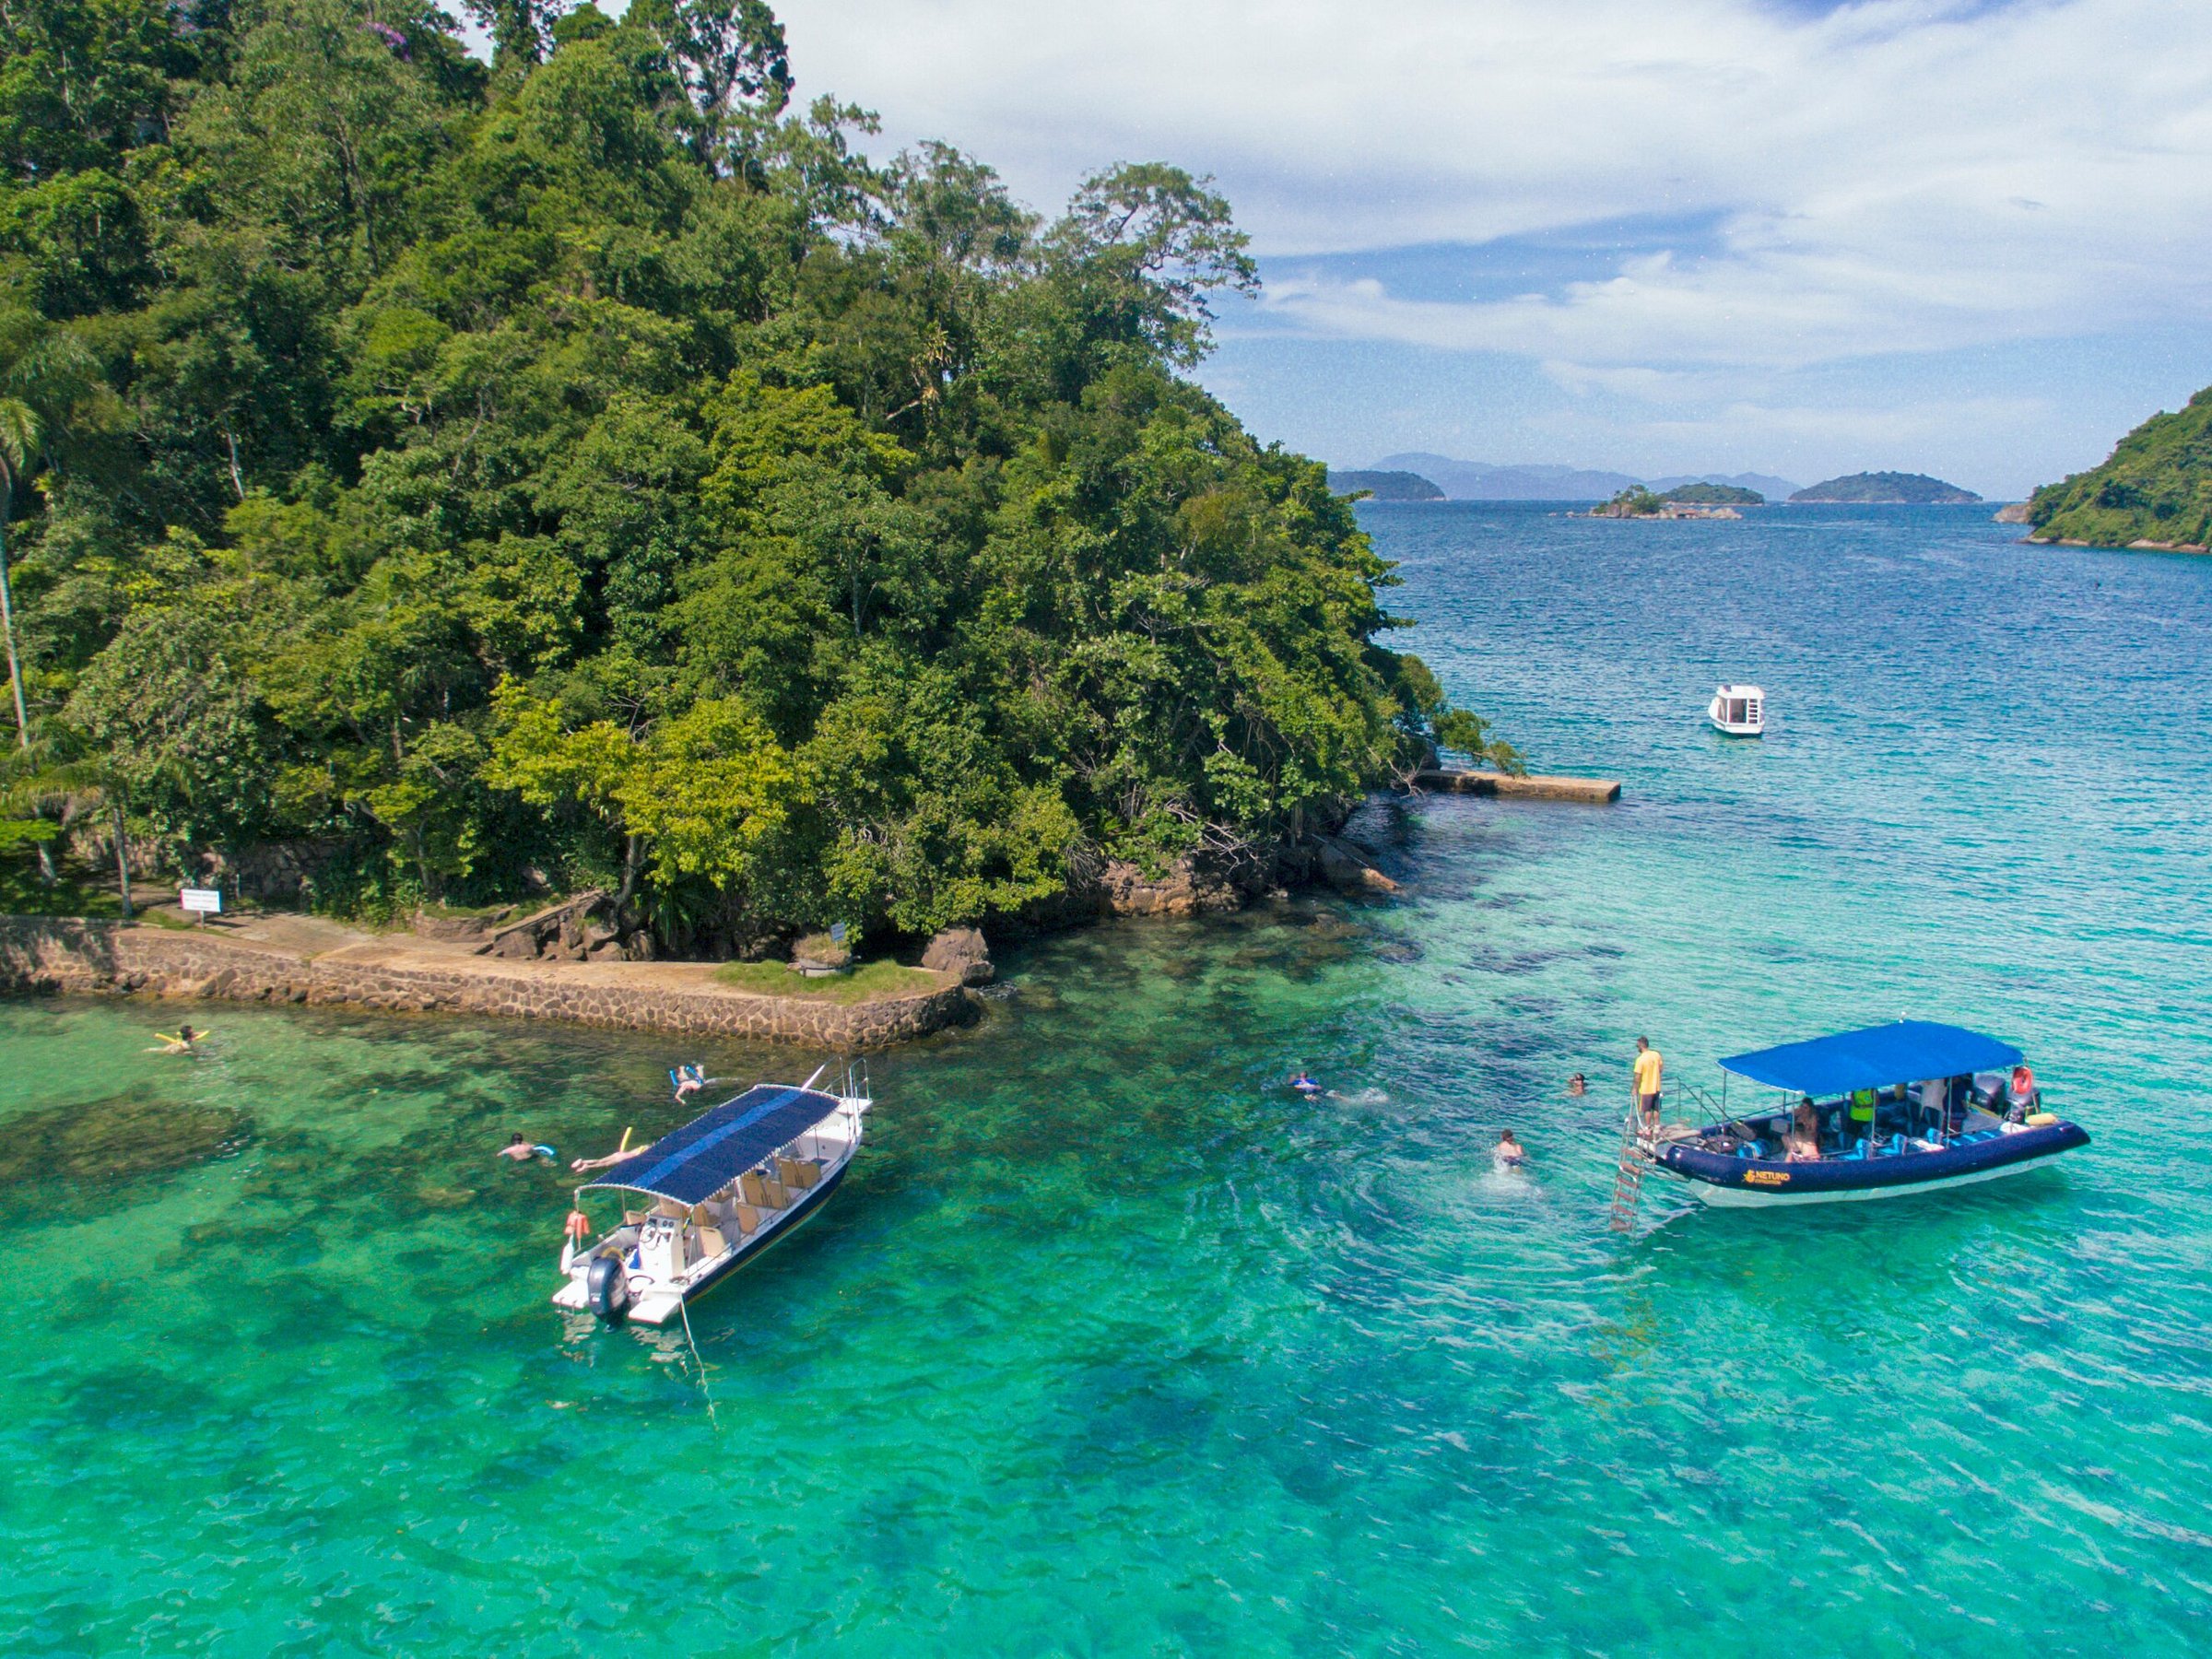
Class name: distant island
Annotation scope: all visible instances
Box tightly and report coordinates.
[1789,472,1981,504]
[2021,386,2212,552]
[1371,453,1799,502]
[1588,486,1744,520]
[1328,469,1446,501]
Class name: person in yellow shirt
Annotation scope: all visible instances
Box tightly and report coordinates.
[1633,1037,1664,1132]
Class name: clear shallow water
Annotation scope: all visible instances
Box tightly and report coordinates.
[6,502,2212,1653]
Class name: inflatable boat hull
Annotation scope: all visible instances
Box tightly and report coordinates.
[1656,1121,2089,1207]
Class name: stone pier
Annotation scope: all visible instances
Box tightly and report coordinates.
[0,916,973,1049]
[1413,769,1623,804]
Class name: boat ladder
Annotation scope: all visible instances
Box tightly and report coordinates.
[1607,1096,1651,1232]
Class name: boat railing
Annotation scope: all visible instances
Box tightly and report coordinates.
[1669,1078,1729,1124]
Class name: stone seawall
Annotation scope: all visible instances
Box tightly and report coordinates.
[0,917,973,1049]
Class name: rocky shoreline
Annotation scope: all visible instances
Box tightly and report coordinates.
[0,772,1619,1045]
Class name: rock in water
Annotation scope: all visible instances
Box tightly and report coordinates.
[923,927,994,985]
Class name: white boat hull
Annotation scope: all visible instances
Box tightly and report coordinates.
[1709,684,1766,736]
[1661,1154,2052,1207]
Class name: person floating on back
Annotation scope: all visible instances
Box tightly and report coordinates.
[571,1127,636,1173]
[1633,1037,1664,1135]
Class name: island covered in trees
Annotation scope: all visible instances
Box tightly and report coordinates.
[1587,485,1754,519]
[1788,472,1981,504]
[0,0,1498,958]
[1327,470,1445,501]
[2022,385,2212,552]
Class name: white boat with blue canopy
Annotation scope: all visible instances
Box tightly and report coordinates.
[1651,1019,2088,1206]
[554,1063,872,1324]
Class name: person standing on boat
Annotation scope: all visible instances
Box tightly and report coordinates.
[1632,1037,1664,1134]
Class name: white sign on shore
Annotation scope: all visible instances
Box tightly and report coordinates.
[180,888,223,917]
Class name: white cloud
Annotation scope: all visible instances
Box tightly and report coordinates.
[776,0,2212,372]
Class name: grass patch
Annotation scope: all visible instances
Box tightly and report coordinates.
[712,958,942,1003]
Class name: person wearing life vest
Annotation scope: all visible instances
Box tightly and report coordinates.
[1849,1087,1877,1146]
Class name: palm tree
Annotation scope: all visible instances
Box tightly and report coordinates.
[0,395,38,748]
[0,736,135,921]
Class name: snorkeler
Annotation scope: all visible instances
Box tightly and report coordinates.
[672,1063,707,1100]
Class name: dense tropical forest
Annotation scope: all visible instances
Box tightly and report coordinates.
[0,0,1504,954]
[2027,386,2212,550]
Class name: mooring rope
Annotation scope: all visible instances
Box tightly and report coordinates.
[677,1297,719,1433]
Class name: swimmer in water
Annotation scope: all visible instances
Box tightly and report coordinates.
[1566,1073,1586,1097]
[148,1023,205,1054]
[499,1133,556,1163]
[571,1127,637,1172]
[1289,1070,1323,1098]
[1494,1129,1528,1170]
[673,1063,706,1100]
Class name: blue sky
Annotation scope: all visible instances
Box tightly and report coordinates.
[774,0,2212,496]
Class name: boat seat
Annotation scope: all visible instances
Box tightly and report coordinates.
[731,1202,764,1234]
[739,1170,788,1209]
[697,1224,729,1256]
[776,1156,823,1189]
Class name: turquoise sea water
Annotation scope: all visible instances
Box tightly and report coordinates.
[6,502,2211,1653]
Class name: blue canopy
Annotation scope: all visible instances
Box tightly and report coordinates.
[580,1085,840,1206]
[1719,1020,2022,1099]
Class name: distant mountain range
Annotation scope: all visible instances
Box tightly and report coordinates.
[1370,453,1801,502]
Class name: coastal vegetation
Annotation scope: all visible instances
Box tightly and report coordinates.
[1789,472,1980,504]
[1594,487,1666,517]
[2024,386,2212,550]
[0,0,1492,957]
[1327,469,1444,501]
[1660,482,1761,506]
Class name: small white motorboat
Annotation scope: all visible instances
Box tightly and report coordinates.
[1708,682,1766,736]
[554,1063,872,1325]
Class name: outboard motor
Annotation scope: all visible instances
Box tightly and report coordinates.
[584,1253,632,1324]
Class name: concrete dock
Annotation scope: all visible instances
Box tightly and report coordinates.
[1413,769,1622,804]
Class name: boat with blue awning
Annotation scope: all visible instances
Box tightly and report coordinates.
[1649,1019,2088,1207]
[553,1063,873,1324]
